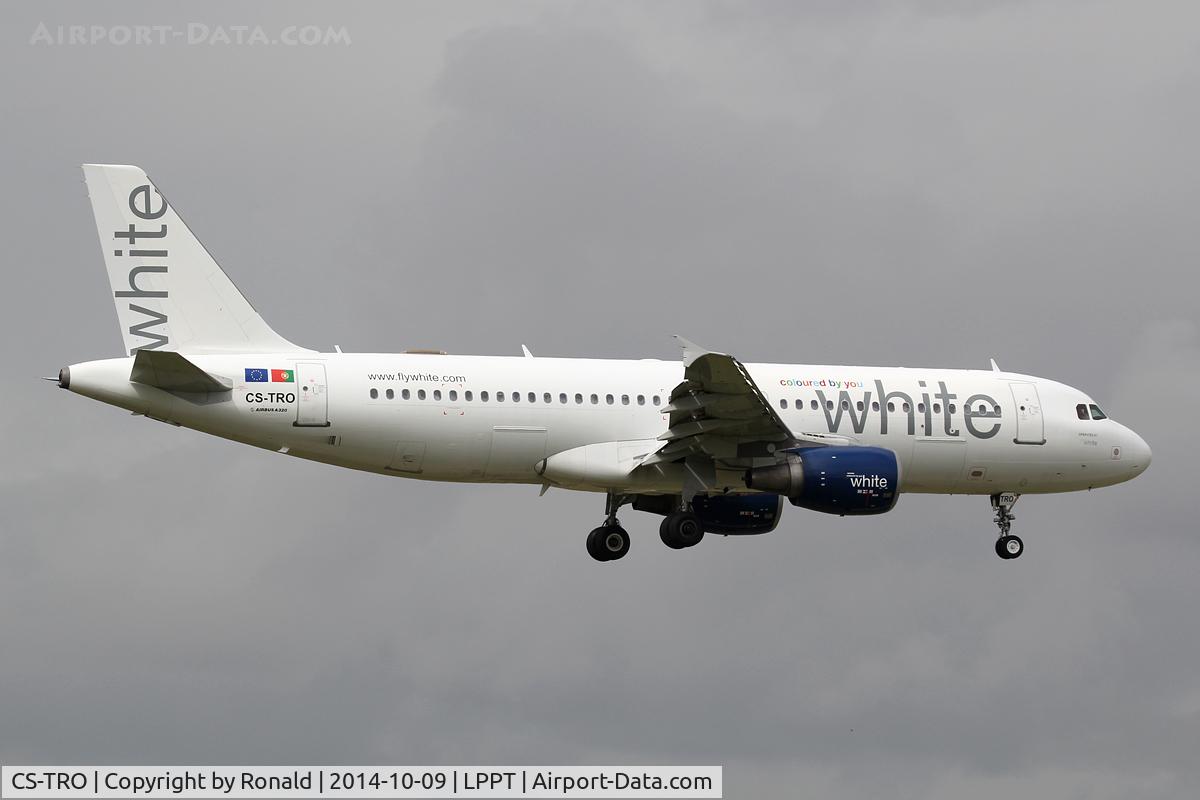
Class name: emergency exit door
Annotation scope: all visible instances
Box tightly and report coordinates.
[294,362,330,427]
[1010,382,1044,444]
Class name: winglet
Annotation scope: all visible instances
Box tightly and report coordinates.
[990,358,1001,373]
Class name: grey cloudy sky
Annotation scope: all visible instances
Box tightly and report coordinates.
[2,1,1199,796]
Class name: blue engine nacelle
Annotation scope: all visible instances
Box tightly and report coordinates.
[632,493,784,535]
[744,446,900,516]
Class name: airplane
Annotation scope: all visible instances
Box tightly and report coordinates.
[54,164,1152,562]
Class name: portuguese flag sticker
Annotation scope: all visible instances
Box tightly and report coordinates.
[271,368,294,382]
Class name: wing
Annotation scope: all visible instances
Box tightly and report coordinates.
[640,336,848,471]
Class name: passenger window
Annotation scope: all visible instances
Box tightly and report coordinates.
[826,400,834,410]
[606,394,614,405]
[621,395,630,406]
[497,392,505,402]
[449,390,458,401]
[918,403,925,413]
[856,401,864,411]
[637,395,645,405]
[591,394,599,405]
[780,399,788,409]
[1089,404,1107,420]
[559,393,567,404]
[811,399,819,410]
[543,393,551,403]
[402,389,410,400]
[575,393,583,404]
[512,391,519,403]
[933,403,940,414]
[417,389,426,400]
[433,389,442,401]
[653,395,661,406]
[887,402,895,412]
[369,388,378,399]
[465,390,473,401]
[1076,404,1089,420]
[386,388,394,400]
[872,401,880,411]
[949,404,956,414]
[481,391,489,402]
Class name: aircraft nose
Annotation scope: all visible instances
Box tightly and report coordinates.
[1126,428,1152,474]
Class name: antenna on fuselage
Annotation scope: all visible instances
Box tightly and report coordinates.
[990,358,1002,372]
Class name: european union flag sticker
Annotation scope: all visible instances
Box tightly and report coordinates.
[245,368,268,382]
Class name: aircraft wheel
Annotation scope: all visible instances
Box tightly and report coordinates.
[587,527,609,561]
[659,517,684,549]
[660,512,704,550]
[598,525,629,561]
[588,525,629,561]
[995,535,1024,560]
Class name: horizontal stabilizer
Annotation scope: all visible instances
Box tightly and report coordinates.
[130,350,231,393]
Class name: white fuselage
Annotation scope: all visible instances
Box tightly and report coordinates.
[63,353,1151,497]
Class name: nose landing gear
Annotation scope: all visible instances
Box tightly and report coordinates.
[991,493,1023,559]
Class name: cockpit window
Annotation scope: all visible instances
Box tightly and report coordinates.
[1089,404,1107,420]
[1076,404,1089,420]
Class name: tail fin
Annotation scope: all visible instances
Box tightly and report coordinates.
[82,164,310,355]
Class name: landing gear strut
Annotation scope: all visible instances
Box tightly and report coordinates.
[587,493,631,562]
[991,493,1024,560]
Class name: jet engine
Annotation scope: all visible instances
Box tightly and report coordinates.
[744,446,900,515]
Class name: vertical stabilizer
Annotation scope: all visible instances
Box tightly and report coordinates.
[82,164,310,355]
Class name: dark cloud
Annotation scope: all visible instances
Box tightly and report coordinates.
[2,1,1198,797]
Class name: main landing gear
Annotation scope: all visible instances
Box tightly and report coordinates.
[991,493,1024,560]
[659,509,704,550]
[585,494,709,561]
[586,493,631,562]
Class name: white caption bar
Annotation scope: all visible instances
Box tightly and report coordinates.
[1,767,721,799]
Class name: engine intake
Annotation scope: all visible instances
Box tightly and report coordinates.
[745,446,899,515]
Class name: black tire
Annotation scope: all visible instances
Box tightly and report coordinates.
[660,516,685,549]
[995,535,1024,560]
[1003,535,1023,559]
[675,513,704,547]
[587,527,610,561]
[660,512,705,549]
[600,526,630,560]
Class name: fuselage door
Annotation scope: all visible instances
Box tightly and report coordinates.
[1010,381,1045,445]
[295,362,330,427]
